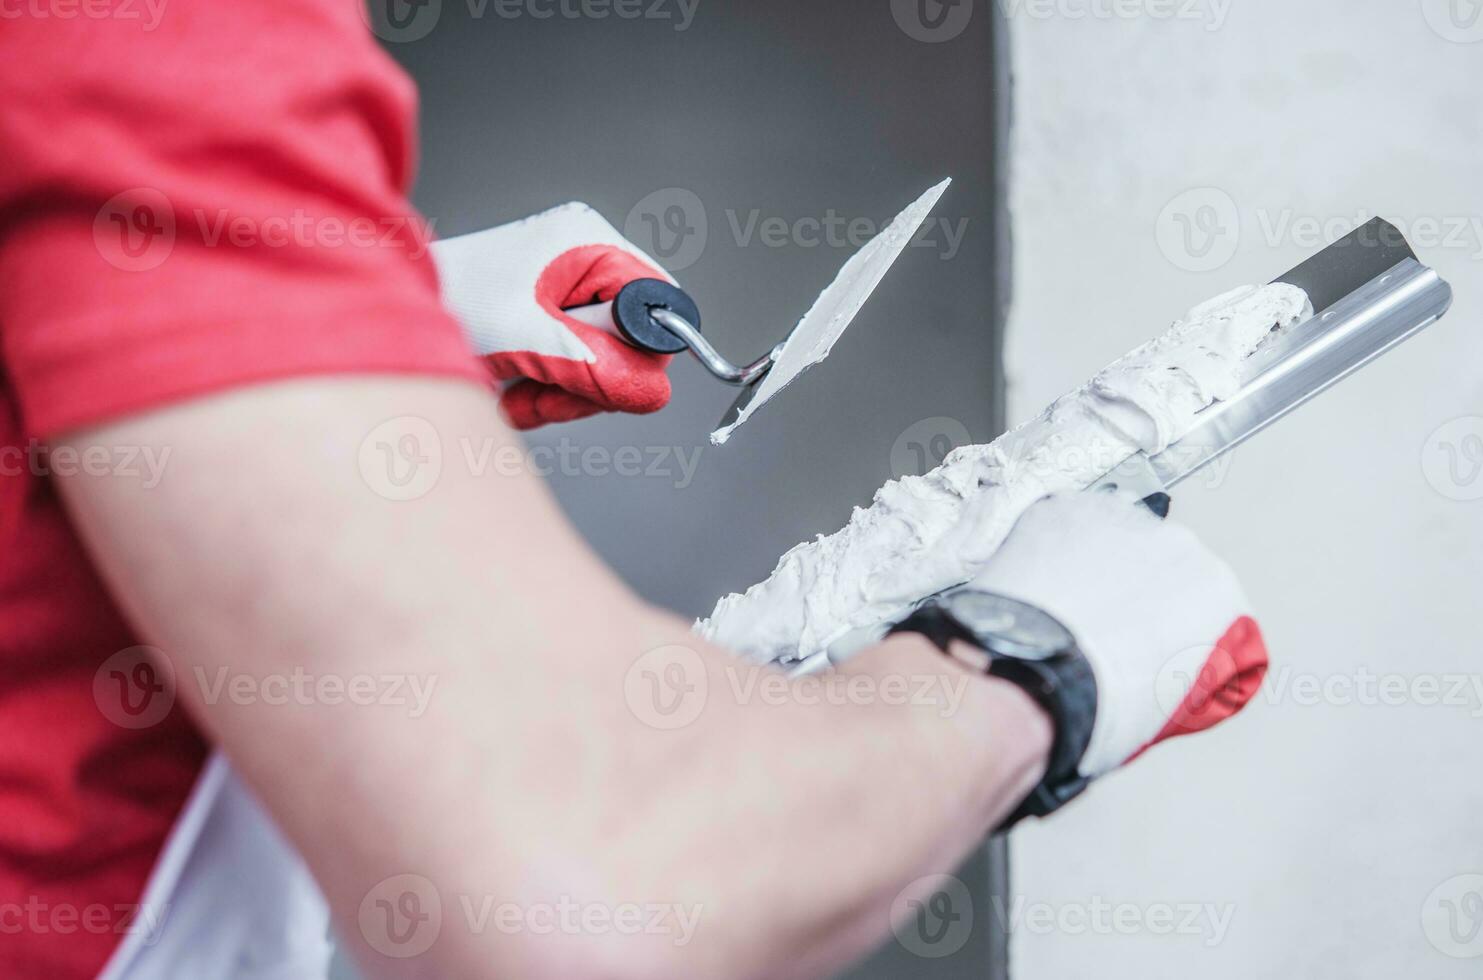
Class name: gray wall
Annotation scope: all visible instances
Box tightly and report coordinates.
[354,1,1012,977]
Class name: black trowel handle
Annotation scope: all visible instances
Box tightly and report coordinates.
[568,279,779,389]
[563,279,700,355]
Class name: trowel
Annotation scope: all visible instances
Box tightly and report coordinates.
[1094,217,1454,496]
[566,179,953,445]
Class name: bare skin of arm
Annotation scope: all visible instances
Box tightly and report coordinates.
[56,376,1050,980]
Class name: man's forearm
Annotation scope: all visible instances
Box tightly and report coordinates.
[56,377,1048,979]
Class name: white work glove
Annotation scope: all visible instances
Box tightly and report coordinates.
[431,203,677,429]
[967,492,1268,779]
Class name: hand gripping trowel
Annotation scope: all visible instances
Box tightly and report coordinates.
[1095,217,1454,497]
[564,179,953,445]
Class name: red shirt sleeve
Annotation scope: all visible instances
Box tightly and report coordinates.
[0,0,485,438]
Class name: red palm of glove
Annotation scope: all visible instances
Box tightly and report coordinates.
[497,245,673,429]
[431,203,677,430]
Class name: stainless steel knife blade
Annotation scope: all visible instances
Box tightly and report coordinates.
[1096,218,1454,497]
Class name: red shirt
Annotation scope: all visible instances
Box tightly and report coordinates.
[0,4,483,975]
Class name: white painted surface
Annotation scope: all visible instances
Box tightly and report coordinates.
[1005,1,1483,976]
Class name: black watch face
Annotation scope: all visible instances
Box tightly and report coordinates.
[937,590,1075,661]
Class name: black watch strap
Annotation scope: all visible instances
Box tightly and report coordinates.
[889,602,1098,833]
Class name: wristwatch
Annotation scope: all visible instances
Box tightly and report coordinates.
[888,587,1099,833]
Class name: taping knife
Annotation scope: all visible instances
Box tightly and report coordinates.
[565,179,953,444]
[1094,217,1454,498]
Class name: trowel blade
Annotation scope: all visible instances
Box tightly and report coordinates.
[1095,216,1453,496]
[1270,216,1417,312]
[709,178,953,445]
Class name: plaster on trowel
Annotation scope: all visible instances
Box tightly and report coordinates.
[1094,217,1454,497]
[699,215,1455,674]
[566,179,953,444]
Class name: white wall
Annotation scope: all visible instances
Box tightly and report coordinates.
[1005,1,1483,976]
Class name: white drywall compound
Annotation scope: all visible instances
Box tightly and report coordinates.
[1004,2,1483,977]
[699,283,1308,662]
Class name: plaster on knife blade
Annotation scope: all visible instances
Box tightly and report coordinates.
[1095,217,1455,498]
